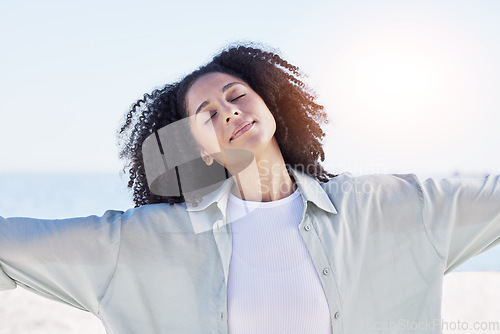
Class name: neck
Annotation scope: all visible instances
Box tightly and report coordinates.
[228,139,296,202]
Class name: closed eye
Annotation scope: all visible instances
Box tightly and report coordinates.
[204,94,245,124]
[230,94,246,102]
[204,111,217,125]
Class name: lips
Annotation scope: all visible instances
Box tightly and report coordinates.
[230,121,255,141]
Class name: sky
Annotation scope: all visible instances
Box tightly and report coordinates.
[1,0,499,177]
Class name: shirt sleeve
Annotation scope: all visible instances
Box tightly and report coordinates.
[0,209,122,314]
[415,174,500,274]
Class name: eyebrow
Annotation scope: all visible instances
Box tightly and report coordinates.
[194,82,244,118]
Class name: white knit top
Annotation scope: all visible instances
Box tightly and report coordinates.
[226,187,332,334]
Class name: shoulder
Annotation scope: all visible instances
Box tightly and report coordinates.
[320,172,422,205]
[120,202,193,233]
[322,172,420,191]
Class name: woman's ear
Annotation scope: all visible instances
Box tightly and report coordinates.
[201,151,214,166]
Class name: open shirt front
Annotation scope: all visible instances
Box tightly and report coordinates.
[0,168,499,333]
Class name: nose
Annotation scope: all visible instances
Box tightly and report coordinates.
[226,110,240,123]
[219,104,240,123]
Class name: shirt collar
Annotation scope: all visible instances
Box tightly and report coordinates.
[185,167,337,215]
[289,168,337,214]
[185,175,234,213]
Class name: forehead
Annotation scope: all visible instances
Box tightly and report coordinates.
[185,72,245,114]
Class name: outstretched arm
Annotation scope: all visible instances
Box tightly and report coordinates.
[0,210,122,314]
[415,174,500,274]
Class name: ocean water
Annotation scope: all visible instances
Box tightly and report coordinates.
[0,172,498,271]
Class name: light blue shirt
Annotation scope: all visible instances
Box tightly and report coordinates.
[0,168,499,333]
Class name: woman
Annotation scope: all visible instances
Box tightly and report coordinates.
[0,44,499,334]
[118,45,333,207]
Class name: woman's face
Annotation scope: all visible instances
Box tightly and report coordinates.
[185,72,277,166]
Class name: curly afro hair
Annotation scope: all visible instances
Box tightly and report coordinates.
[118,43,335,207]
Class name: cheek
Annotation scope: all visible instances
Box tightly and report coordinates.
[261,105,277,133]
[269,112,277,130]
[190,123,223,154]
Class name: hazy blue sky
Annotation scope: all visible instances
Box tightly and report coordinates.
[1,0,499,176]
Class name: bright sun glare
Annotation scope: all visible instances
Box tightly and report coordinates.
[326,28,468,145]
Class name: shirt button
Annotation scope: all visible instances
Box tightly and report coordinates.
[334,312,340,319]
[220,312,224,320]
[304,224,311,231]
[323,268,330,275]
[213,220,223,231]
